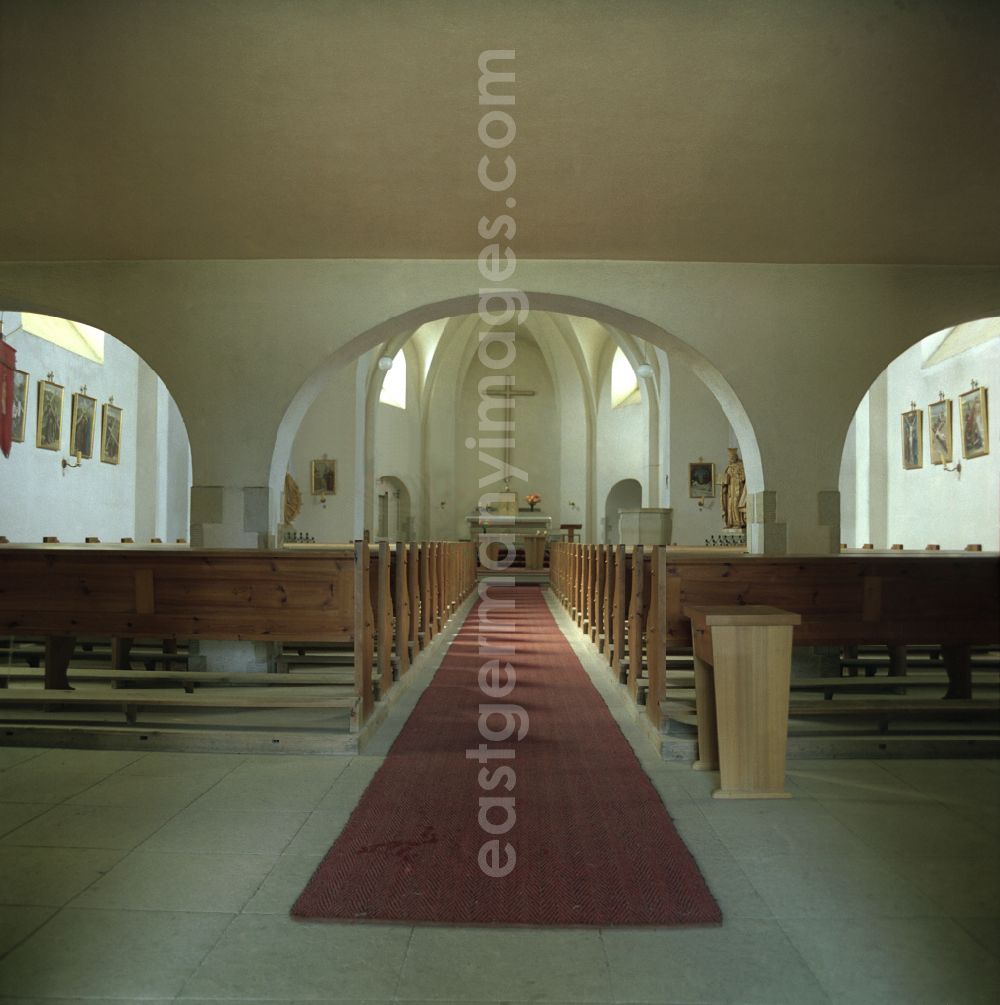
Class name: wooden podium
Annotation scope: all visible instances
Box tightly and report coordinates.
[523,533,546,570]
[685,604,802,799]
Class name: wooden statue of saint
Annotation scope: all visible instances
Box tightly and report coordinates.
[721,447,747,529]
[284,473,303,525]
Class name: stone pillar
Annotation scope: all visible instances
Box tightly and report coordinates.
[868,370,890,549]
[190,485,273,548]
[746,490,786,555]
[748,488,841,555]
[816,490,841,555]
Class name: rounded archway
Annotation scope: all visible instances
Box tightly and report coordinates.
[0,309,192,544]
[604,478,643,544]
[270,293,764,548]
[376,475,412,541]
[839,317,999,551]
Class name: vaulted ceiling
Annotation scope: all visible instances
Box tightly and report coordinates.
[2,0,998,265]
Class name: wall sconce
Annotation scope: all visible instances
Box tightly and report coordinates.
[943,460,962,478]
[62,450,82,474]
[378,355,394,372]
[635,363,654,379]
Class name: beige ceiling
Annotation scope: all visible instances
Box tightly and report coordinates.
[1,0,998,265]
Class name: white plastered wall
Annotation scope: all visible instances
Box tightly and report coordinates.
[373,343,422,540]
[452,336,560,538]
[285,360,357,544]
[668,360,742,545]
[595,348,646,542]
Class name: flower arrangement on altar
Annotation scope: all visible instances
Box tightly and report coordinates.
[525,493,541,511]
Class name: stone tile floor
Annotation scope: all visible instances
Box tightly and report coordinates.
[0,594,997,1004]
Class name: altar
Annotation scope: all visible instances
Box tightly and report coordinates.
[466,512,552,569]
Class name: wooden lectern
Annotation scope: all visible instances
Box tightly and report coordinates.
[685,604,802,799]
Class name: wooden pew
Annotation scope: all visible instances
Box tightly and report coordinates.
[420,542,434,645]
[0,538,478,737]
[0,638,190,671]
[549,542,1000,729]
[643,550,1000,727]
[0,541,381,728]
[590,545,606,646]
[0,665,356,692]
[609,544,627,678]
[407,541,421,660]
[0,688,363,730]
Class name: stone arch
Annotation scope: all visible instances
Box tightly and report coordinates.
[269,293,765,540]
[604,478,643,545]
[0,305,193,543]
[838,316,1000,551]
[375,474,413,541]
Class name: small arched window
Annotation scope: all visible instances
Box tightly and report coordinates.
[611,347,640,407]
[20,313,105,363]
[379,351,407,409]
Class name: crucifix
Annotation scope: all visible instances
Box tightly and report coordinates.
[484,383,535,491]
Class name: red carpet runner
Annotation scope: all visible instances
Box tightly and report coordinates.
[292,585,722,926]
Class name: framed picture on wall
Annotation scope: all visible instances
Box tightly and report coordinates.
[100,403,123,464]
[311,458,336,495]
[959,387,989,459]
[927,398,952,465]
[901,408,922,469]
[70,392,97,459]
[36,379,63,451]
[688,461,715,498]
[11,370,28,443]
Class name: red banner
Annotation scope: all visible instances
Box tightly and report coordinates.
[0,339,15,458]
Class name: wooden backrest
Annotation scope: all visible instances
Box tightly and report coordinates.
[0,545,361,643]
[656,552,1000,646]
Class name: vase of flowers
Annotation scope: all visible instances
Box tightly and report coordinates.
[525,493,541,512]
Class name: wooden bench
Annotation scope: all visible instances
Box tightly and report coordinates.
[550,542,1000,729]
[662,698,1000,732]
[0,687,362,731]
[0,641,190,671]
[0,541,381,727]
[0,538,476,737]
[275,649,355,671]
[0,666,356,692]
